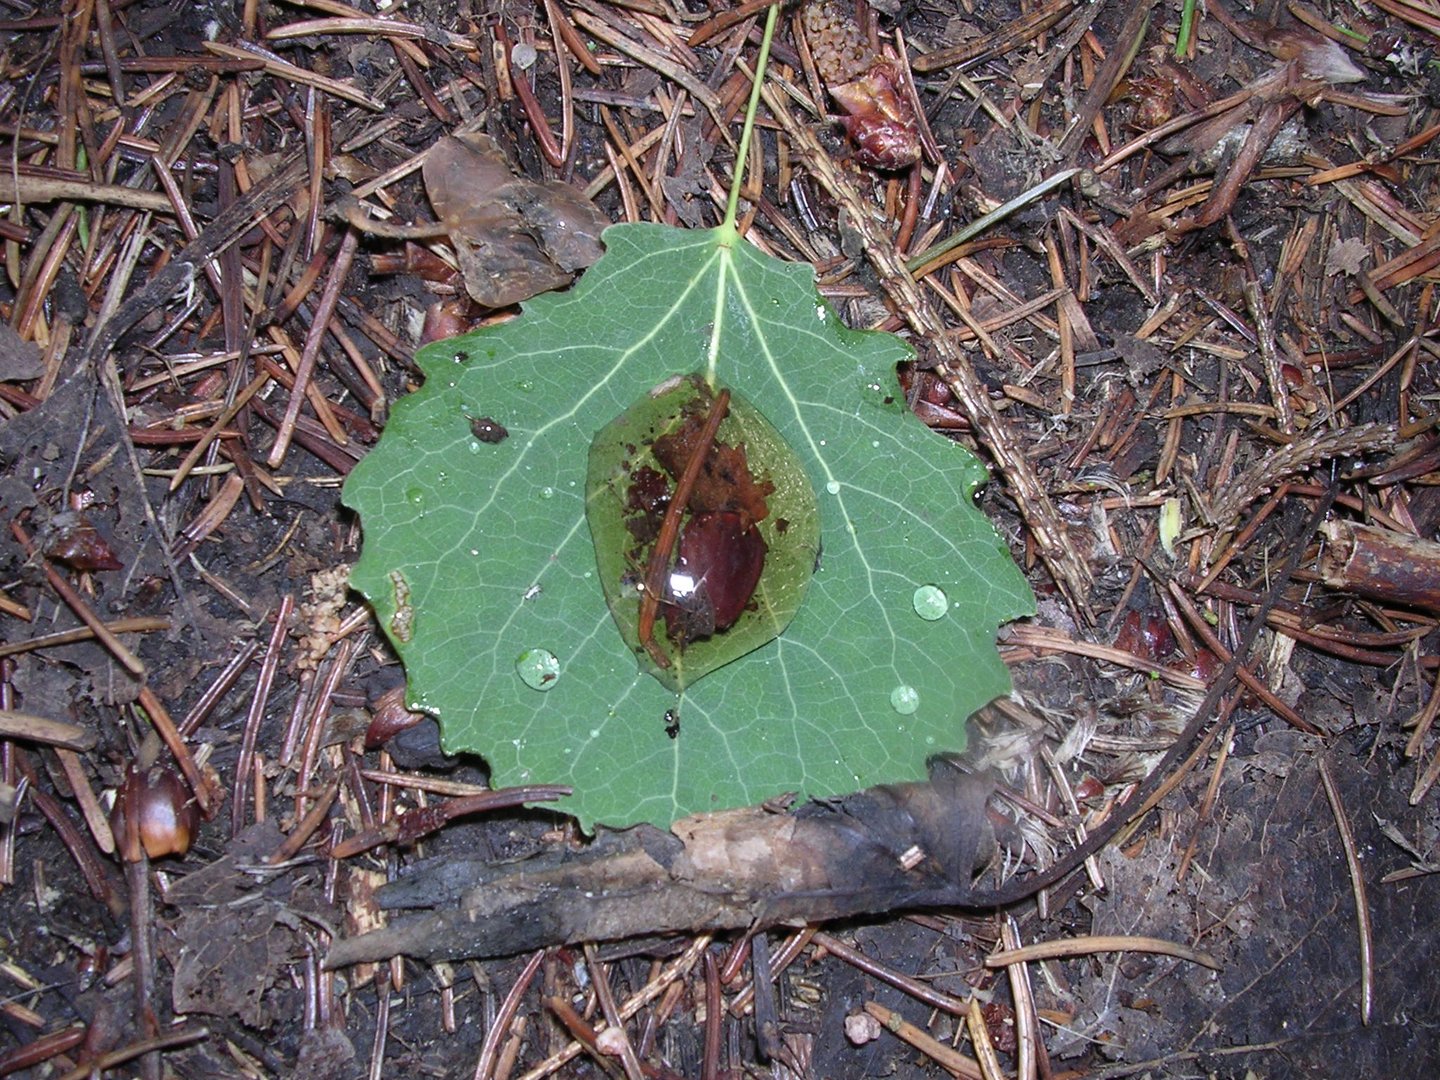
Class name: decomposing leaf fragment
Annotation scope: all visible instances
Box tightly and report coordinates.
[423,133,609,308]
[586,374,819,692]
[45,512,123,573]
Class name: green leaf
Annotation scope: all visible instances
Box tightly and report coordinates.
[344,222,1034,830]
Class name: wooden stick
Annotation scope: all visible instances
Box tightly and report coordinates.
[1319,519,1440,612]
[0,710,97,751]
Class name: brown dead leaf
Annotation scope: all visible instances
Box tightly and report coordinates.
[1326,237,1371,276]
[161,824,295,1027]
[423,133,608,309]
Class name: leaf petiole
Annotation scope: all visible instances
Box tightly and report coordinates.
[721,2,782,232]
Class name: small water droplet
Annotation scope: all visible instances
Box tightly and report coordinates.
[912,585,949,620]
[825,481,841,495]
[539,486,555,499]
[405,487,424,505]
[871,440,881,448]
[516,648,560,691]
[890,685,920,715]
[517,379,535,392]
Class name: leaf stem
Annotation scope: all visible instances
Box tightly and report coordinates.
[722,2,781,233]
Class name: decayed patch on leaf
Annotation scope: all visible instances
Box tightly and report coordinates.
[586,373,819,692]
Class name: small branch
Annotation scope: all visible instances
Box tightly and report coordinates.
[1319,519,1440,612]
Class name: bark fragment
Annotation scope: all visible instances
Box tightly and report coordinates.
[327,764,997,965]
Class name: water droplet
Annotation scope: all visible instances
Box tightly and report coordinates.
[516,648,560,691]
[912,585,949,620]
[890,685,920,715]
[517,379,535,392]
[539,486,555,499]
[405,487,424,505]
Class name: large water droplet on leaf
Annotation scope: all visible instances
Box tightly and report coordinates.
[912,584,949,620]
[890,684,920,714]
[586,373,820,692]
[516,648,561,690]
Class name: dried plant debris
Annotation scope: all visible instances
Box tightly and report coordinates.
[0,323,44,382]
[422,133,609,308]
[799,0,921,170]
[159,825,296,1028]
[328,764,999,964]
